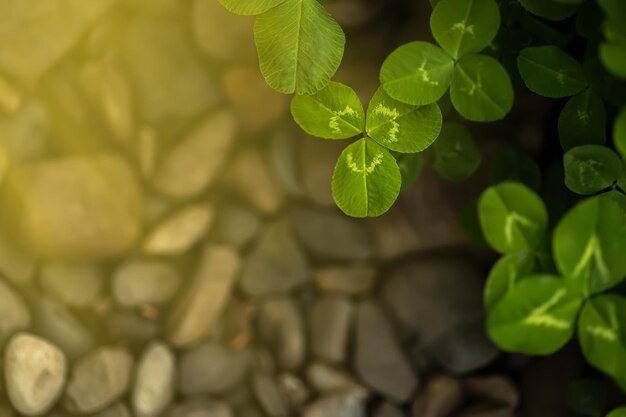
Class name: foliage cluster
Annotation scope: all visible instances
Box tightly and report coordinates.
[219,0,626,413]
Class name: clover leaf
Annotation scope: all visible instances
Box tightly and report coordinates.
[479,182,548,254]
[397,153,423,190]
[564,145,622,195]
[553,196,626,296]
[487,275,583,355]
[518,46,588,98]
[380,41,455,106]
[290,82,364,139]
[608,407,626,417]
[430,0,500,59]
[489,150,542,192]
[254,0,345,94]
[558,89,607,151]
[451,54,514,121]
[579,295,626,380]
[484,251,537,311]
[366,86,442,153]
[332,137,401,218]
[518,0,579,21]
[429,122,481,181]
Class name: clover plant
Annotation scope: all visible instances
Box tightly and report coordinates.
[220,0,626,409]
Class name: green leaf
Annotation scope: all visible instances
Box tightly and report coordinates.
[518,0,579,21]
[451,54,514,122]
[254,0,345,94]
[554,196,626,295]
[429,0,501,59]
[518,46,588,98]
[563,145,622,195]
[614,108,626,158]
[366,87,442,153]
[558,89,607,151]
[584,57,626,107]
[290,81,364,139]
[332,137,401,218]
[218,0,286,15]
[380,41,455,106]
[484,251,537,311]
[597,0,626,30]
[396,153,423,190]
[429,122,481,180]
[579,295,626,380]
[489,150,542,192]
[608,407,626,417]
[487,276,582,355]
[478,182,548,254]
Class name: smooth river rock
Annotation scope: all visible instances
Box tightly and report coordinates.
[4,333,67,415]
[132,341,176,417]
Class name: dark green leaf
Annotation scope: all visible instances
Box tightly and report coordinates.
[332,137,401,218]
[567,379,607,417]
[563,145,621,195]
[614,108,626,158]
[380,41,455,106]
[451,54,514,121]
[518,0,579,21]
[558,89,607,151]
[366,87,442,153]
[485,251,537,311]
[290,81,364,139]
[254,0,345,94]
[579,295,626,380]
[518,46,588,98]
[430,0,501,59]
[479,182,548,254]
[396,152,423,190]
[607,407,626,417]
[488,275,582,355]
[554,196,626,295]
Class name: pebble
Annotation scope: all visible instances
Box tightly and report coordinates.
[10,154,142,259]
[259,298,306,371]
[278,373,310,408]
[112,260,181,308]
[465,376,519,412]
[213,204,260,248]
[314,265,377,295]
[431,320,499,375]
[355,301,418,403]
[0,0,116,83]
[306,363,368,398]
[167,399,234,417]
[310,297,353,363]
[374,403,405,417]
[412,375,464,417]
[299,136,345,207]
[132,341,176,417]
[179,342,250,395]
[383,255,485,345]
[0,279,31,346]
[4,333,67,415]
[304,393,366,417]
[64,347,133,414]
[32,296,94,361]
[240,221,309,296]
[165,245,241,347]
[252,373,289,417]
[366,205,423,260]
[106,310,159,344]
[153,112,235,200]
[39,263,103,307]
[269,129,305,197]
[93,403,132,417]
[291,206,374,261]
[228,150,285,215]
[0,234,35,286]
[142,203,214,255]
[121,17,217,125]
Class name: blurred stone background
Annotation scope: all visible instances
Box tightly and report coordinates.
[0,0,600,416]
